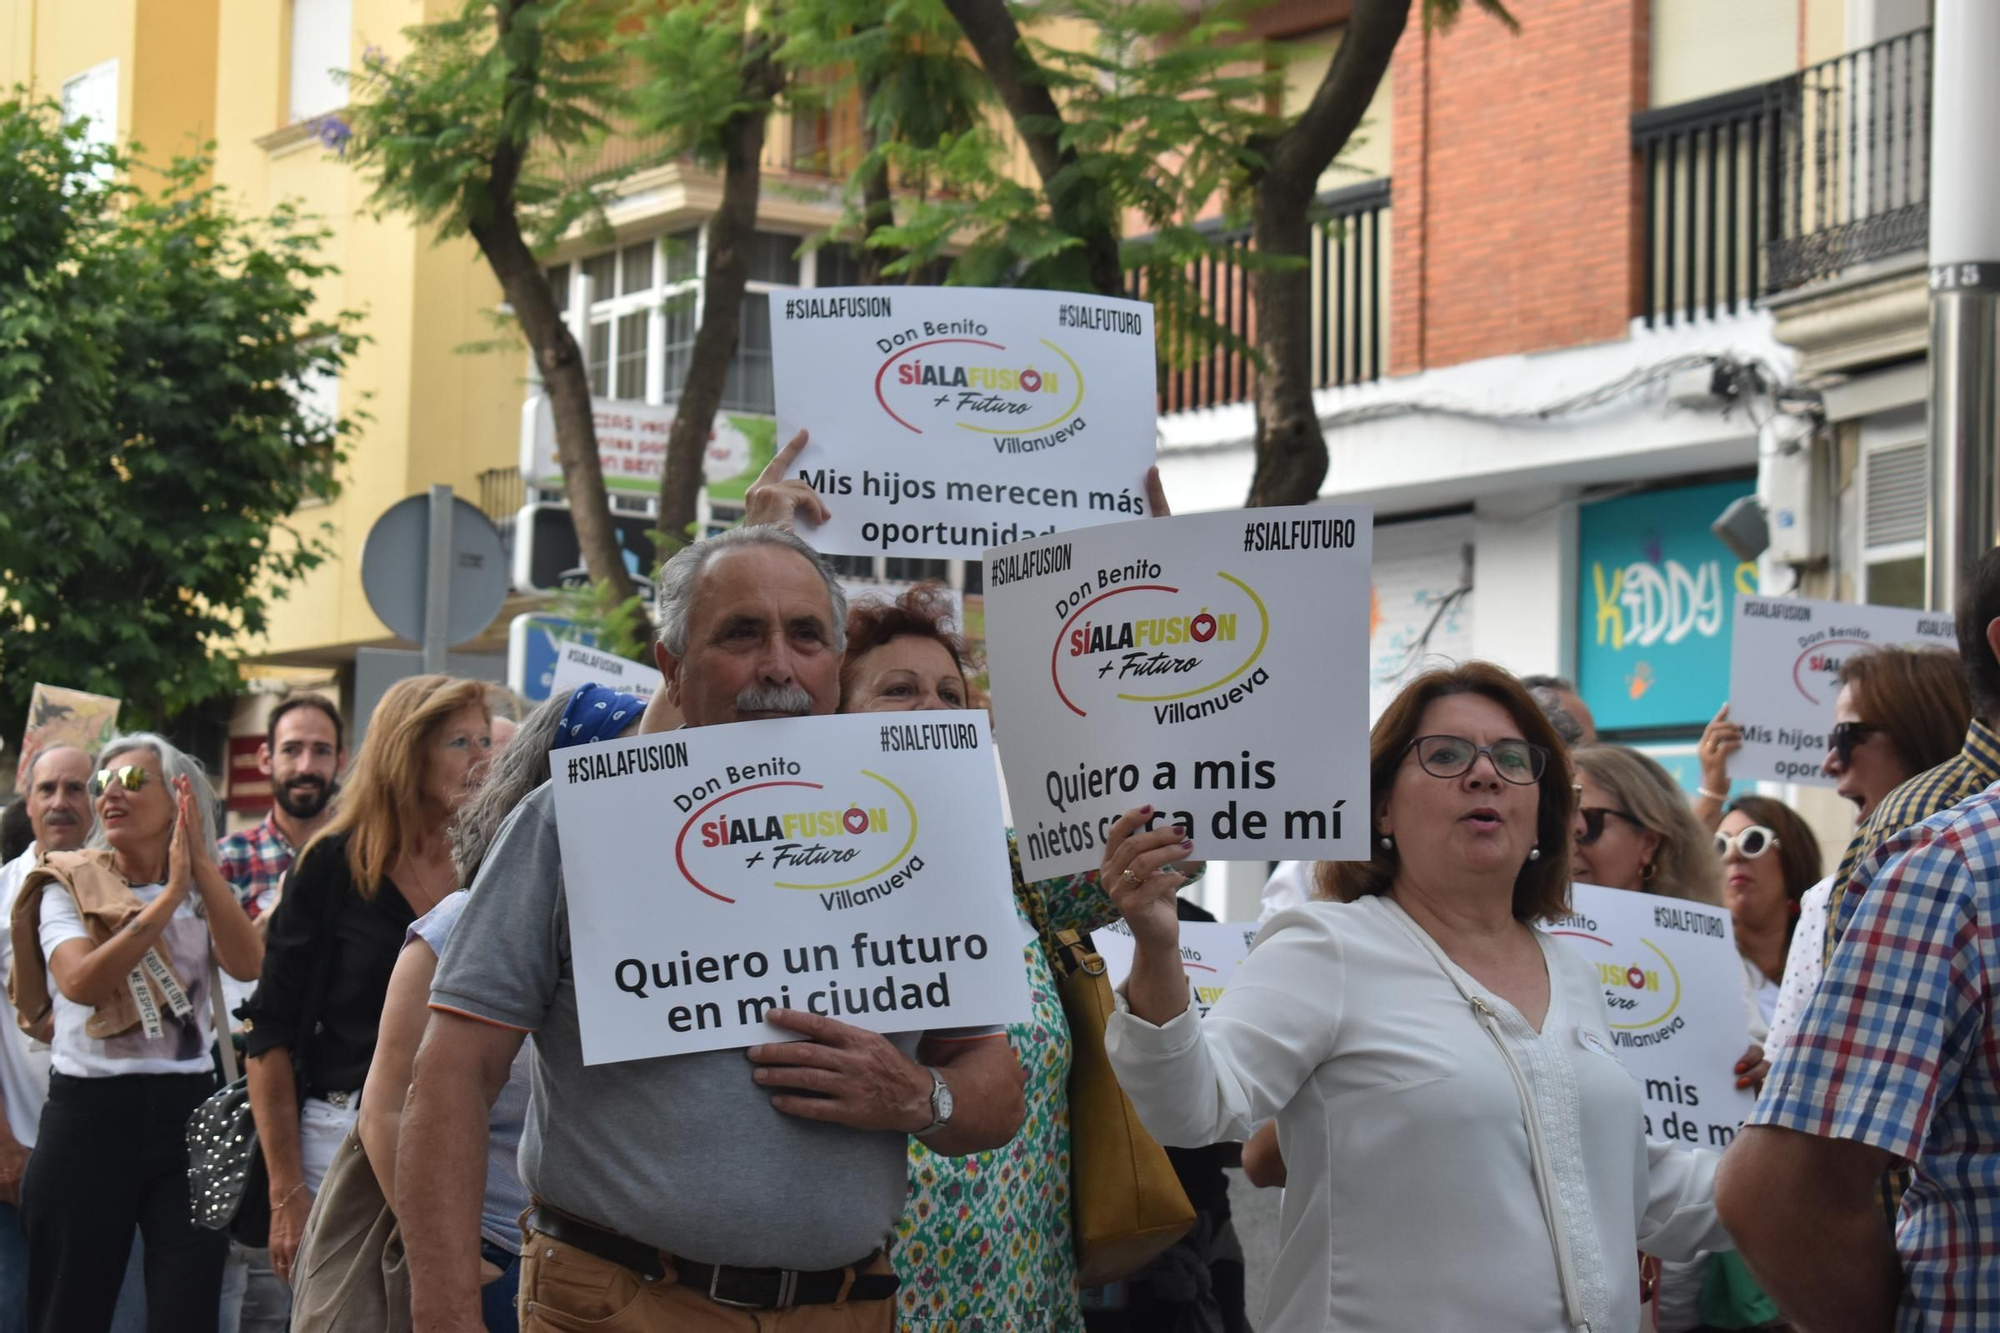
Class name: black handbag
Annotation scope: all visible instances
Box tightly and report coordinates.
[187,867,344,1244]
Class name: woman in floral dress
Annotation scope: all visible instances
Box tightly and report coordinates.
[839,585,1120,1332]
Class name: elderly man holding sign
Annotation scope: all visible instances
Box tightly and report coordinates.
[400,525,1024,1333]
[1101,664,1731,1332]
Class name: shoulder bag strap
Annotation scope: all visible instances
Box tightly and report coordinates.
[208,954,240,1085]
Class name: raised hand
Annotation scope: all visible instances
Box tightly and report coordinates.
[744,429,832,530]
[1101,805,1193,952]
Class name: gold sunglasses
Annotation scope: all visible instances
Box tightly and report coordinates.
[89,765,150,798]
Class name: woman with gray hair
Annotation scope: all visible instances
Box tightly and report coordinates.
[9,732,263,1332]
[301,686,642,1332]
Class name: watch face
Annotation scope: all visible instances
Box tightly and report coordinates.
[934,1072,954,1122]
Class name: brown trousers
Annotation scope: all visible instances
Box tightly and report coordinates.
[517,1231,895,1333]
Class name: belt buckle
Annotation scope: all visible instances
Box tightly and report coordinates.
[708,1266,795,1310]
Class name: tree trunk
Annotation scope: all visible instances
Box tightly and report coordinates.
[1245,0,1412,508]
[472,0,636,603]
[1246,194,1328,507]
[940,0,1121,296]
[656,38,779,550]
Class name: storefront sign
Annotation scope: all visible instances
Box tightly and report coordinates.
[1576,480,1758,731]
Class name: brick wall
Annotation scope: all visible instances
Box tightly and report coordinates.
[1389,0,1649,375]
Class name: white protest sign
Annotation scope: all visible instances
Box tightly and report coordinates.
[1550,885,1755,1149]
[1086,919,1258,1017]
[1726,596,1956,784]
[771,287,1158,559]
[548,642,663,702]
[549,712,1032,1062]
[983,505,1373,879]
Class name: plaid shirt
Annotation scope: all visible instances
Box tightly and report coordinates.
[215,813,296,920]
[1755,786,2000,1330]
[1825,717,2000,963]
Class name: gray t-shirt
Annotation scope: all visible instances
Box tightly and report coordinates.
[430,783,925,1269]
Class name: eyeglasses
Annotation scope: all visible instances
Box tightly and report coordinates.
[1828,721,1883,767]
[1714,825,1781,860]
[1577,806,1644,846]
[89,765,150,798]
[1405,734,1548,785]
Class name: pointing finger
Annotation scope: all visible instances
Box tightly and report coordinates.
[1144,465,1171,517]
[762,429,810,483]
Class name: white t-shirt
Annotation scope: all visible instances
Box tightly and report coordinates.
[0,847,53,1146]
[37,883,215,1078]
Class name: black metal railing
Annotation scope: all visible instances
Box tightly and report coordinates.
[1138,178,1389,417]
[1633,27,1930,326]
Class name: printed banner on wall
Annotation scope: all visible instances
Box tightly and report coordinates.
[518,396,773,499]
[550,712,1031,1063]
[982,505,1373,879]
[1551,884,1756,1149]
[1727,596,1956,785]
[1576,480,1758,731]
[771,287,1158,558]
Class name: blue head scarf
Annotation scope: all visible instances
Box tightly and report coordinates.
[554,684,646,749]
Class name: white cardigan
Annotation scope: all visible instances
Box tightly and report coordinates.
[1104,895,1731,1333]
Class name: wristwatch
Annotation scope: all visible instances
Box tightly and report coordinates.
[915,1066,954,1138]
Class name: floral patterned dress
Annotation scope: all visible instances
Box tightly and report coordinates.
[891,836,1117,1332]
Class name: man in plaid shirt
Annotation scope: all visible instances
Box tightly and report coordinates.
[1717,778,2000,1331]
[215,694,345,921]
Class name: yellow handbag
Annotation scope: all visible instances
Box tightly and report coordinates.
[1051,928,1195,1287]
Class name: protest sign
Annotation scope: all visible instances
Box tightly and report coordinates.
[1550,885,1755,1149]
[983,505,1373,879]
[771,287,1158,559]
[549,711,1032,1062]
[547,642,663,702]
[16,684,122,787]
[1726,596,1956,785]
[1086,919,1258,1018]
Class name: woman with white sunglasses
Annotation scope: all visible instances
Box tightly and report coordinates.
[1714,798,1823,1042]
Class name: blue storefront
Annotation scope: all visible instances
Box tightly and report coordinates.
[1575,477,1758,789]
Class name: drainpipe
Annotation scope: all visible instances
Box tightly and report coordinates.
[1927,0,2000,610]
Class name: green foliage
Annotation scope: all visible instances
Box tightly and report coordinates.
[552,579,654,664]
[0,96,361,739]
[855,0,1288,366]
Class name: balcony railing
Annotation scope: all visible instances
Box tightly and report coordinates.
[1142,178,1390,417]
[1633,26,1930,326]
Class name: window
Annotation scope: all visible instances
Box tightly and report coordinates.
[720,294,773,413]
[289,0,352,123]
[1861,439,1927,608]
[61,61,118,180]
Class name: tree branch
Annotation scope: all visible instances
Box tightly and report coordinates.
[1260,0,1411,200]
[940,0,1121,295]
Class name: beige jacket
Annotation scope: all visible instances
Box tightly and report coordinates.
[8,849,195,1044]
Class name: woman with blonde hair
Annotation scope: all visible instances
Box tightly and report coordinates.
[240,675,490,1290]
[1571,744,1722,904]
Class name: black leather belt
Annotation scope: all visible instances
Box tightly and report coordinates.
[526,1207,899,1310]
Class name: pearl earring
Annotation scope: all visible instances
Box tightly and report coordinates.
[1379,835,1394,851]
[1528,846,1541,862]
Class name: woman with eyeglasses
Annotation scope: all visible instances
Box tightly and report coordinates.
[1102,664,1729,1332]
[9,734,263,1332]
[1570,746,1722,905]
[240,675,491,1292]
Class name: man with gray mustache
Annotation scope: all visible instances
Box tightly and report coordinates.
[403,525,1025,1333]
